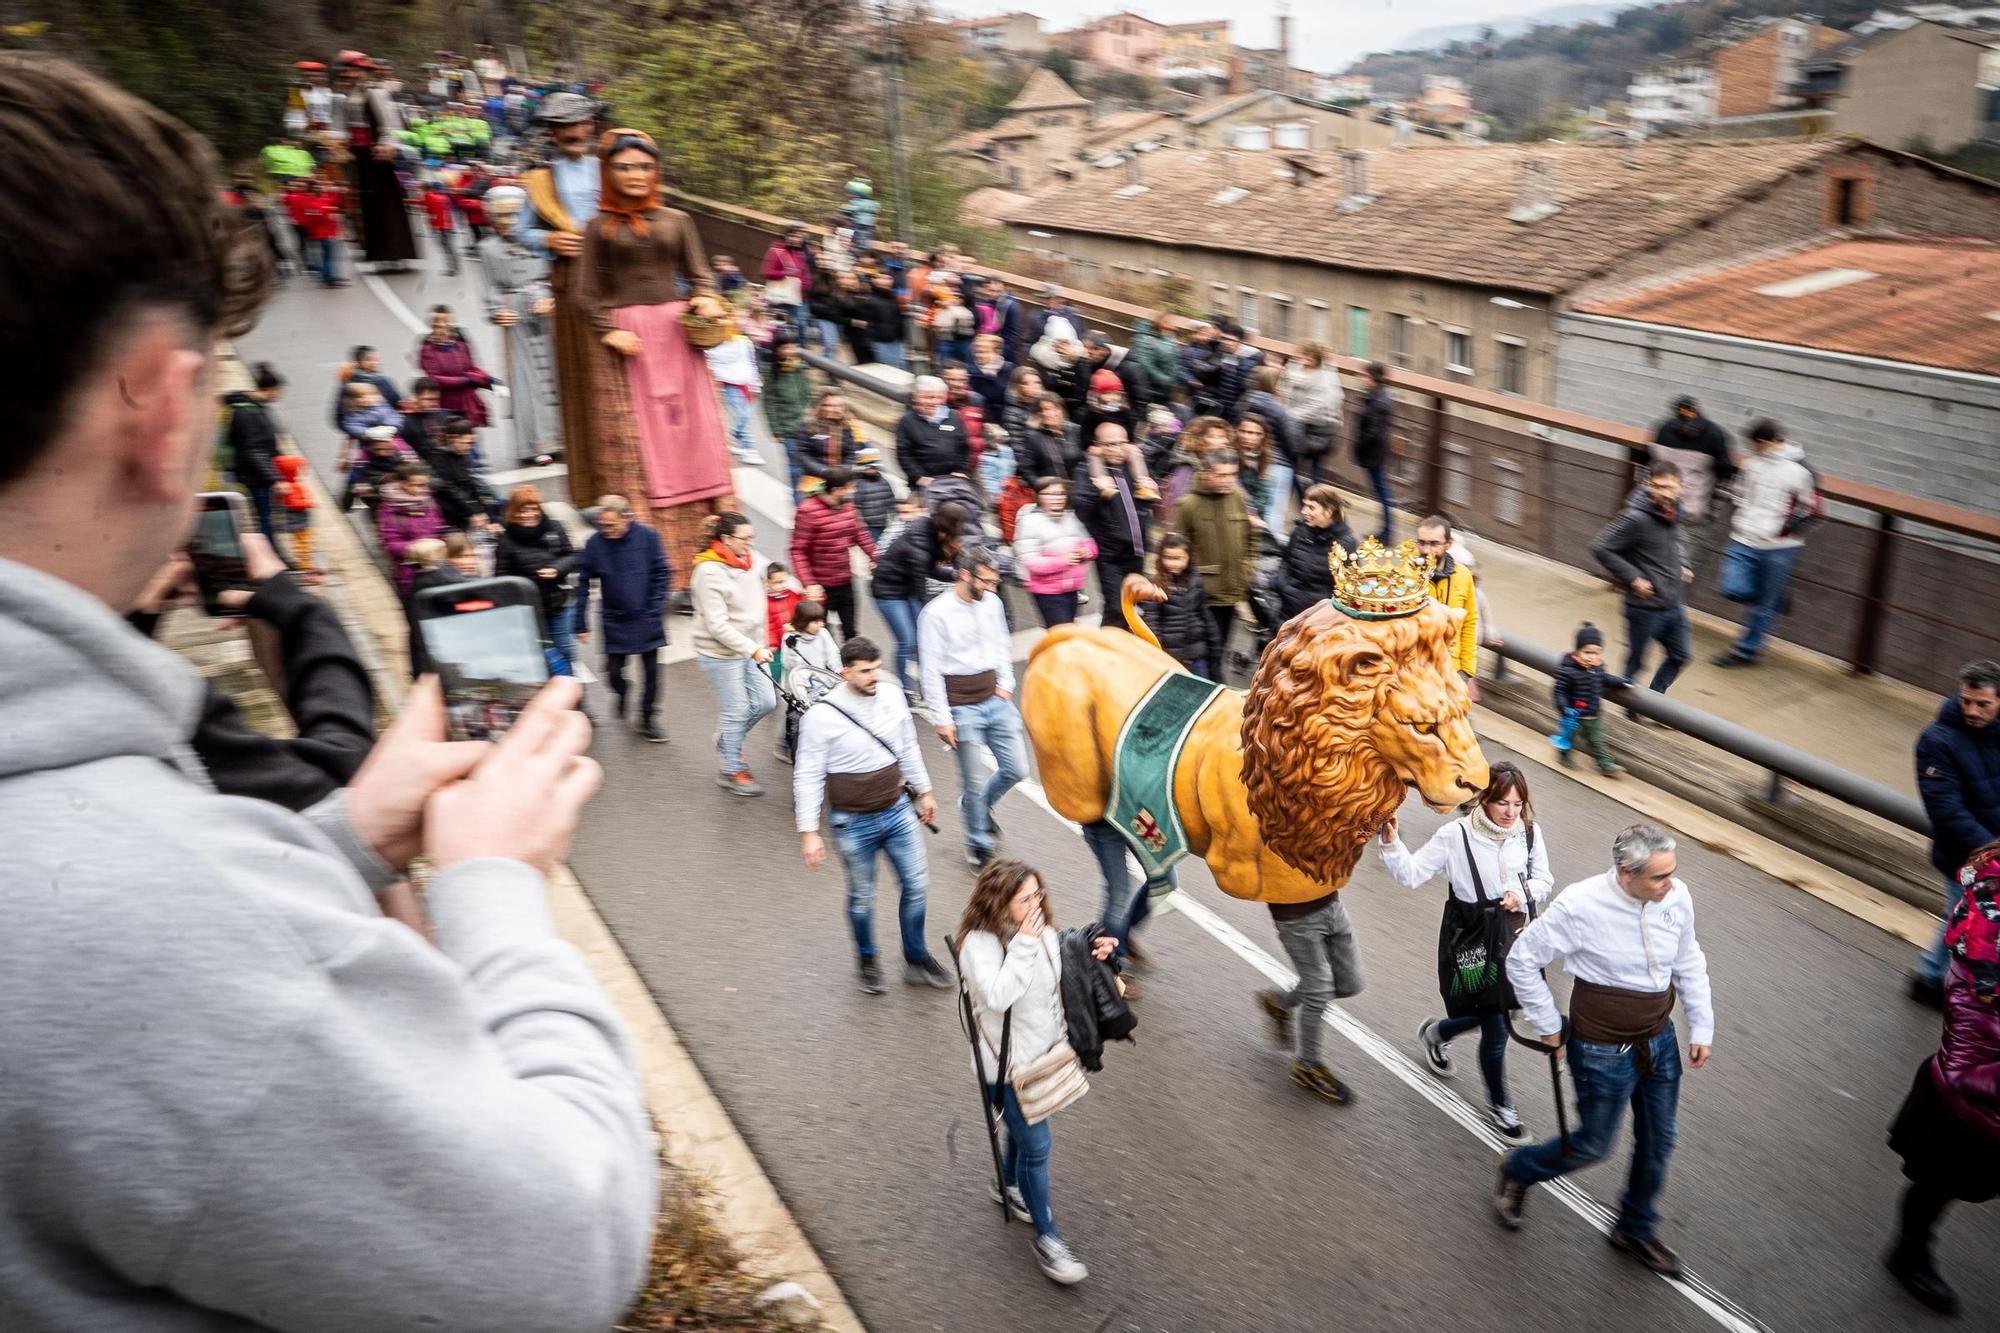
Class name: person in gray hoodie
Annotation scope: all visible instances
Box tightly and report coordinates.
[0,55,656,1332]
[1590,461,1694,700]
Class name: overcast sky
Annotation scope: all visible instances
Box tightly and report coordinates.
[926,1,1574,72]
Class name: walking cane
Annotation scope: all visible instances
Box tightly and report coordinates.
[943,933,1012,1220]
[1504,875,1571,1153]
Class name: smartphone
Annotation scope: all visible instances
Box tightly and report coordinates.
[413,576,551,741]
[186,491,254,616]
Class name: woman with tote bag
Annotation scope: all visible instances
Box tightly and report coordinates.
[1377,763,1554,1138]
[953,860,1117,1286]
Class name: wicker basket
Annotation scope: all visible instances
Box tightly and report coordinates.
[679,305,731,350]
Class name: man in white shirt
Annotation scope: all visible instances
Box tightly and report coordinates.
[1714,418,1815,668]
[797,635,947,995]
[1494,823,1715,1278]
[919,548,1024,869]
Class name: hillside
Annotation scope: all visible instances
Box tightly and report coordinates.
[1351,0,1880,138]
[1389,2,1657,53]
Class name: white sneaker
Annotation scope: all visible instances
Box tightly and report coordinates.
[1490,1103,1525,1139]
[1033,1235,1088,1285]
[732,447,766,466]
[1418,1019,1453,1077]
[570,661,598,685]
[987,1181,1031,1224]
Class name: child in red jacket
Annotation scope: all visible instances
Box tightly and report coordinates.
[272,453,318,578]
[285,178,345,288]
[421,183,459,276]
[764,561,801,682]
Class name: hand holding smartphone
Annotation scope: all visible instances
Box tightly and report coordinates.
[413,576,551,741]
[185,492,254,616]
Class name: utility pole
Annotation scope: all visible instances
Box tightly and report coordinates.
[877,1,915,245]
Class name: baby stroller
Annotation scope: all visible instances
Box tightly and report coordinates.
[1233,527,1288,679]
[923,472,1017,583]
[774,644,842,762]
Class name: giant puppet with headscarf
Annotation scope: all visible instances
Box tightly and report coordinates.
[476,186,561,466]
[570,128,736,599]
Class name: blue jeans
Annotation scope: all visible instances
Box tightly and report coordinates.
[1505,1026,1683,1242]
[549,597,580,673]
[721,385,756,454]
[951,695,1026,852]
[1435,1010,1511,1110]
[875,597,923,690]
[1261,460,1295,537]
[1084,819,1171,962]
[696,653,776,772]
[988,1083,1058,1238]
[831,798,929,963]
[314,236,340,285]
[870,340,906,371]
[247,485,277,545]
[1031,590,1078,627]
[814,318,842,359]
[937,336,972,370]
[1916,872,1969,985]
[1720,542,1801,662]
[770,303,806,343]
[1623,602,1692,694]
[1366,464,1394,541]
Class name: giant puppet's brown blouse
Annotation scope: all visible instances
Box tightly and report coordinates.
[574,206,717,335]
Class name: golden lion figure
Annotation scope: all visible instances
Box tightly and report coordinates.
[1021,578,1490,904]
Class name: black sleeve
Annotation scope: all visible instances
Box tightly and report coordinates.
[1590,512,1643,587]
[894,415,923,484]
[190,574,377,810]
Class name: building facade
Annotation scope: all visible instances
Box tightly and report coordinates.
[1059,12,1167,76]
[1835,20,2000,152]
[1159,20,1232,82]
[1712,16,1844,119]
[1626,60,1720,136]
[948,12,1048,57]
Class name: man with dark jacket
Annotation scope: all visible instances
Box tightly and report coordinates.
[1171,448,1258,653]
[1354,361,1395,542]
[1072,423,1155,632]
[893,375,970,490]
[1276,484,1360,620]
[787,390,868,497]
[1647,396,1738,580]
[574,495,671,741]
[1072,330,1151,418]
[1210,323,1261,418]
[861,270,905,366]
[225,363,286,542]
[1182,322,1221,414]
[1590,462,1694,701]
[430,416,495,533]
[971,275,1022,363]
[1023,284,1079,351]
[1911,660,2000,1005]
[788,467,877,642]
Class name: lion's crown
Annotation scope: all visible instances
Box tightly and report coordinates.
[1328,537,1435,620]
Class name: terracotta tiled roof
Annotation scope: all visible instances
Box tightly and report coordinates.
[1082,109,1176,151]
[1001,138,1861,294]
[1007,68,1087,112]
[962,186,1042,227]
[1573,237,2000,376]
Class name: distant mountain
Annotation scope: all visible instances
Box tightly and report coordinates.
[1389,2,1658,52]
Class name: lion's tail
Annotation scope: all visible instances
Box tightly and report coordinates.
[1122,574,1165,653]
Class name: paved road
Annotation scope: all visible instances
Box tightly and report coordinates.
[243,259,1999,1333]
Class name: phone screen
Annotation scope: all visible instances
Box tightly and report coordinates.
[187,494,251,615]
[421,600,550,741]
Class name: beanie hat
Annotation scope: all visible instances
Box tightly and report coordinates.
[1089,368,1123,395]
[1574,622,1603,650]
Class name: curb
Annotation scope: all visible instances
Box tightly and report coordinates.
[277,412,866,1331]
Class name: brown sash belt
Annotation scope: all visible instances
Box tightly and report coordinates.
[1570,978,1676,1072]
[945,669,999,707]
[826,762,904,815]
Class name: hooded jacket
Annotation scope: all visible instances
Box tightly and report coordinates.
[1934,962,2000,1142]
[690,547,767,658]
[376,487,447,594]
[1649,411,1736,523]
[789,493,878,590]
[1730,442,1815,550]
[1591,485,1688,611]
[0,556,655,1330]
[1918,697,2000,875]
[1172,486,1257,606]
[224,391,282,489]
[1058,922,1137,1072]
[1130,319,1182,398]
[1427,554,1479,677]
[493,516,578,620]
[1354,384,1393,470]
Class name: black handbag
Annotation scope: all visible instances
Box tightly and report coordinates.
[1435,826,1522,1018]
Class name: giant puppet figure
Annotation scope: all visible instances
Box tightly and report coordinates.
[1022,538,1490,904]
[520,93,603,496]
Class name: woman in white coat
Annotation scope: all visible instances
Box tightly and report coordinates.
[1378,762,1553,1137]
[956,860,1116,1287]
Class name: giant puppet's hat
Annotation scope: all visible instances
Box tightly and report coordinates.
[1328,537,1436,620]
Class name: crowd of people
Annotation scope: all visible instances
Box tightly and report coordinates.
[0,44,1991,1329]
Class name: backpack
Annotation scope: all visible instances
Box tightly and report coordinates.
[1779,461,1825,538]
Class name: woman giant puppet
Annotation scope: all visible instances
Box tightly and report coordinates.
[573,129,737,600]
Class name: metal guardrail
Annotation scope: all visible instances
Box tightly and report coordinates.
[1489,635,1932,837]
[793,346,1934,841]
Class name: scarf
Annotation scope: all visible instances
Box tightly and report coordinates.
[1945,847,2000,998]
[595,127,660,237]
[693,539,753,572]
[1467,806,1515,846]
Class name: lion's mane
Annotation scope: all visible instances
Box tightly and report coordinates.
[1239,602,1445,887]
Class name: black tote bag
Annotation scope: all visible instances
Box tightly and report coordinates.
[1435,826,1521,1017]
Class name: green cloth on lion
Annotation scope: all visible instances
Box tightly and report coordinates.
[1106,671,1225,881]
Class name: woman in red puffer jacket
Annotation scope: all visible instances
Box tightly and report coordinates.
[1885,838,2000,1316]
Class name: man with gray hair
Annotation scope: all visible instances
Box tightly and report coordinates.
[894,374,970,491]
[1493,822,1715,1278]
[918,547,1023,868]
[574,494,671,741]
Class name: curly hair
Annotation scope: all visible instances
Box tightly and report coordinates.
[1240,601,1460,887]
